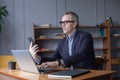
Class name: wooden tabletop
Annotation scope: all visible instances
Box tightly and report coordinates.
[0,68,115,80]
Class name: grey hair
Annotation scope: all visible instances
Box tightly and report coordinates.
[64,11,79,28]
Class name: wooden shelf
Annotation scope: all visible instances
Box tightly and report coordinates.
[35,38,62,40]
[39,48,108,53]
[34,25,107,30]
[111,57,120,64]
[93,36,106,39]
[110,26,120,28]
[39,48,109,53]
[79,25,107,28]
[33,22,119,71]
[35,36,106,41]
[111,47,120,50]
[111,35,120,38]
[94,48,108,51]
[34,27,62,30]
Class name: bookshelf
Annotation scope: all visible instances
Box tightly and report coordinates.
[110,26,120,65]
[33,21,118,71]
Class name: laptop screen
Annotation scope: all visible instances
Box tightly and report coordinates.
[11,50,39,73]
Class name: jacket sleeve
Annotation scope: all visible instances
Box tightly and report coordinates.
[40,40,63,63]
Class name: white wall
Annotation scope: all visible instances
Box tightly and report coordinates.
[0,0,120,54]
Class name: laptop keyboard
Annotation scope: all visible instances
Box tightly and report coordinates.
[38,68,57,73]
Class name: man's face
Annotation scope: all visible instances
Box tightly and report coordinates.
[61,14,77,36]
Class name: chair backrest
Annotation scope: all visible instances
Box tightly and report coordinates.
[96,57,105,70]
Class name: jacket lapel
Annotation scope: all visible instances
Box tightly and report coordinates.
[64,38,69,56]
[72,31,80,54]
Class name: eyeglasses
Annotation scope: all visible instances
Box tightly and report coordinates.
[59,21,75,25]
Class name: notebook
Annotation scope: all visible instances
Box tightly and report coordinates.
[48,69,90,79]
[11,50,56,74]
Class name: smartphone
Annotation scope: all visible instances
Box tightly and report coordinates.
[28,37,35,46]
[28,37,40,55]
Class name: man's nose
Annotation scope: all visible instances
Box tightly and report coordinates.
[62,24,65,27]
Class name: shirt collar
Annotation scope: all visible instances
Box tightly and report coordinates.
[66,29,76,40]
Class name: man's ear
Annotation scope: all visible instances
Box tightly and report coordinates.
[73,22,77,28]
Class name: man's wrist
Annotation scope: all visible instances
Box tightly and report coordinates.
[56,59,61,66]
[34,56,41,65]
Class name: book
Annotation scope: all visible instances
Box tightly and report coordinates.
[48,69,90,79]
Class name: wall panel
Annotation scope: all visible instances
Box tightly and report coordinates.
[0,0,120,55]
[0,0,15,54]
[14,0,25,50]
[105,0,120,25]
[66,0,97,26]
[24,0,57,49]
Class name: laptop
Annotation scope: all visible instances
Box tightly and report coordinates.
[11,50,56,74]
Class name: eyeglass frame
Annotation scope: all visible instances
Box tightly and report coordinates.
[59,21,75,25]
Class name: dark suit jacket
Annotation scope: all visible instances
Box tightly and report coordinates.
[41,30,97,69]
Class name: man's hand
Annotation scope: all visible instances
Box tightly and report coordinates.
[38,61,59,68]
[29,42,40,60]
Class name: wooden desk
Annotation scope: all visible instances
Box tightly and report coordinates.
[0,68,115,80]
